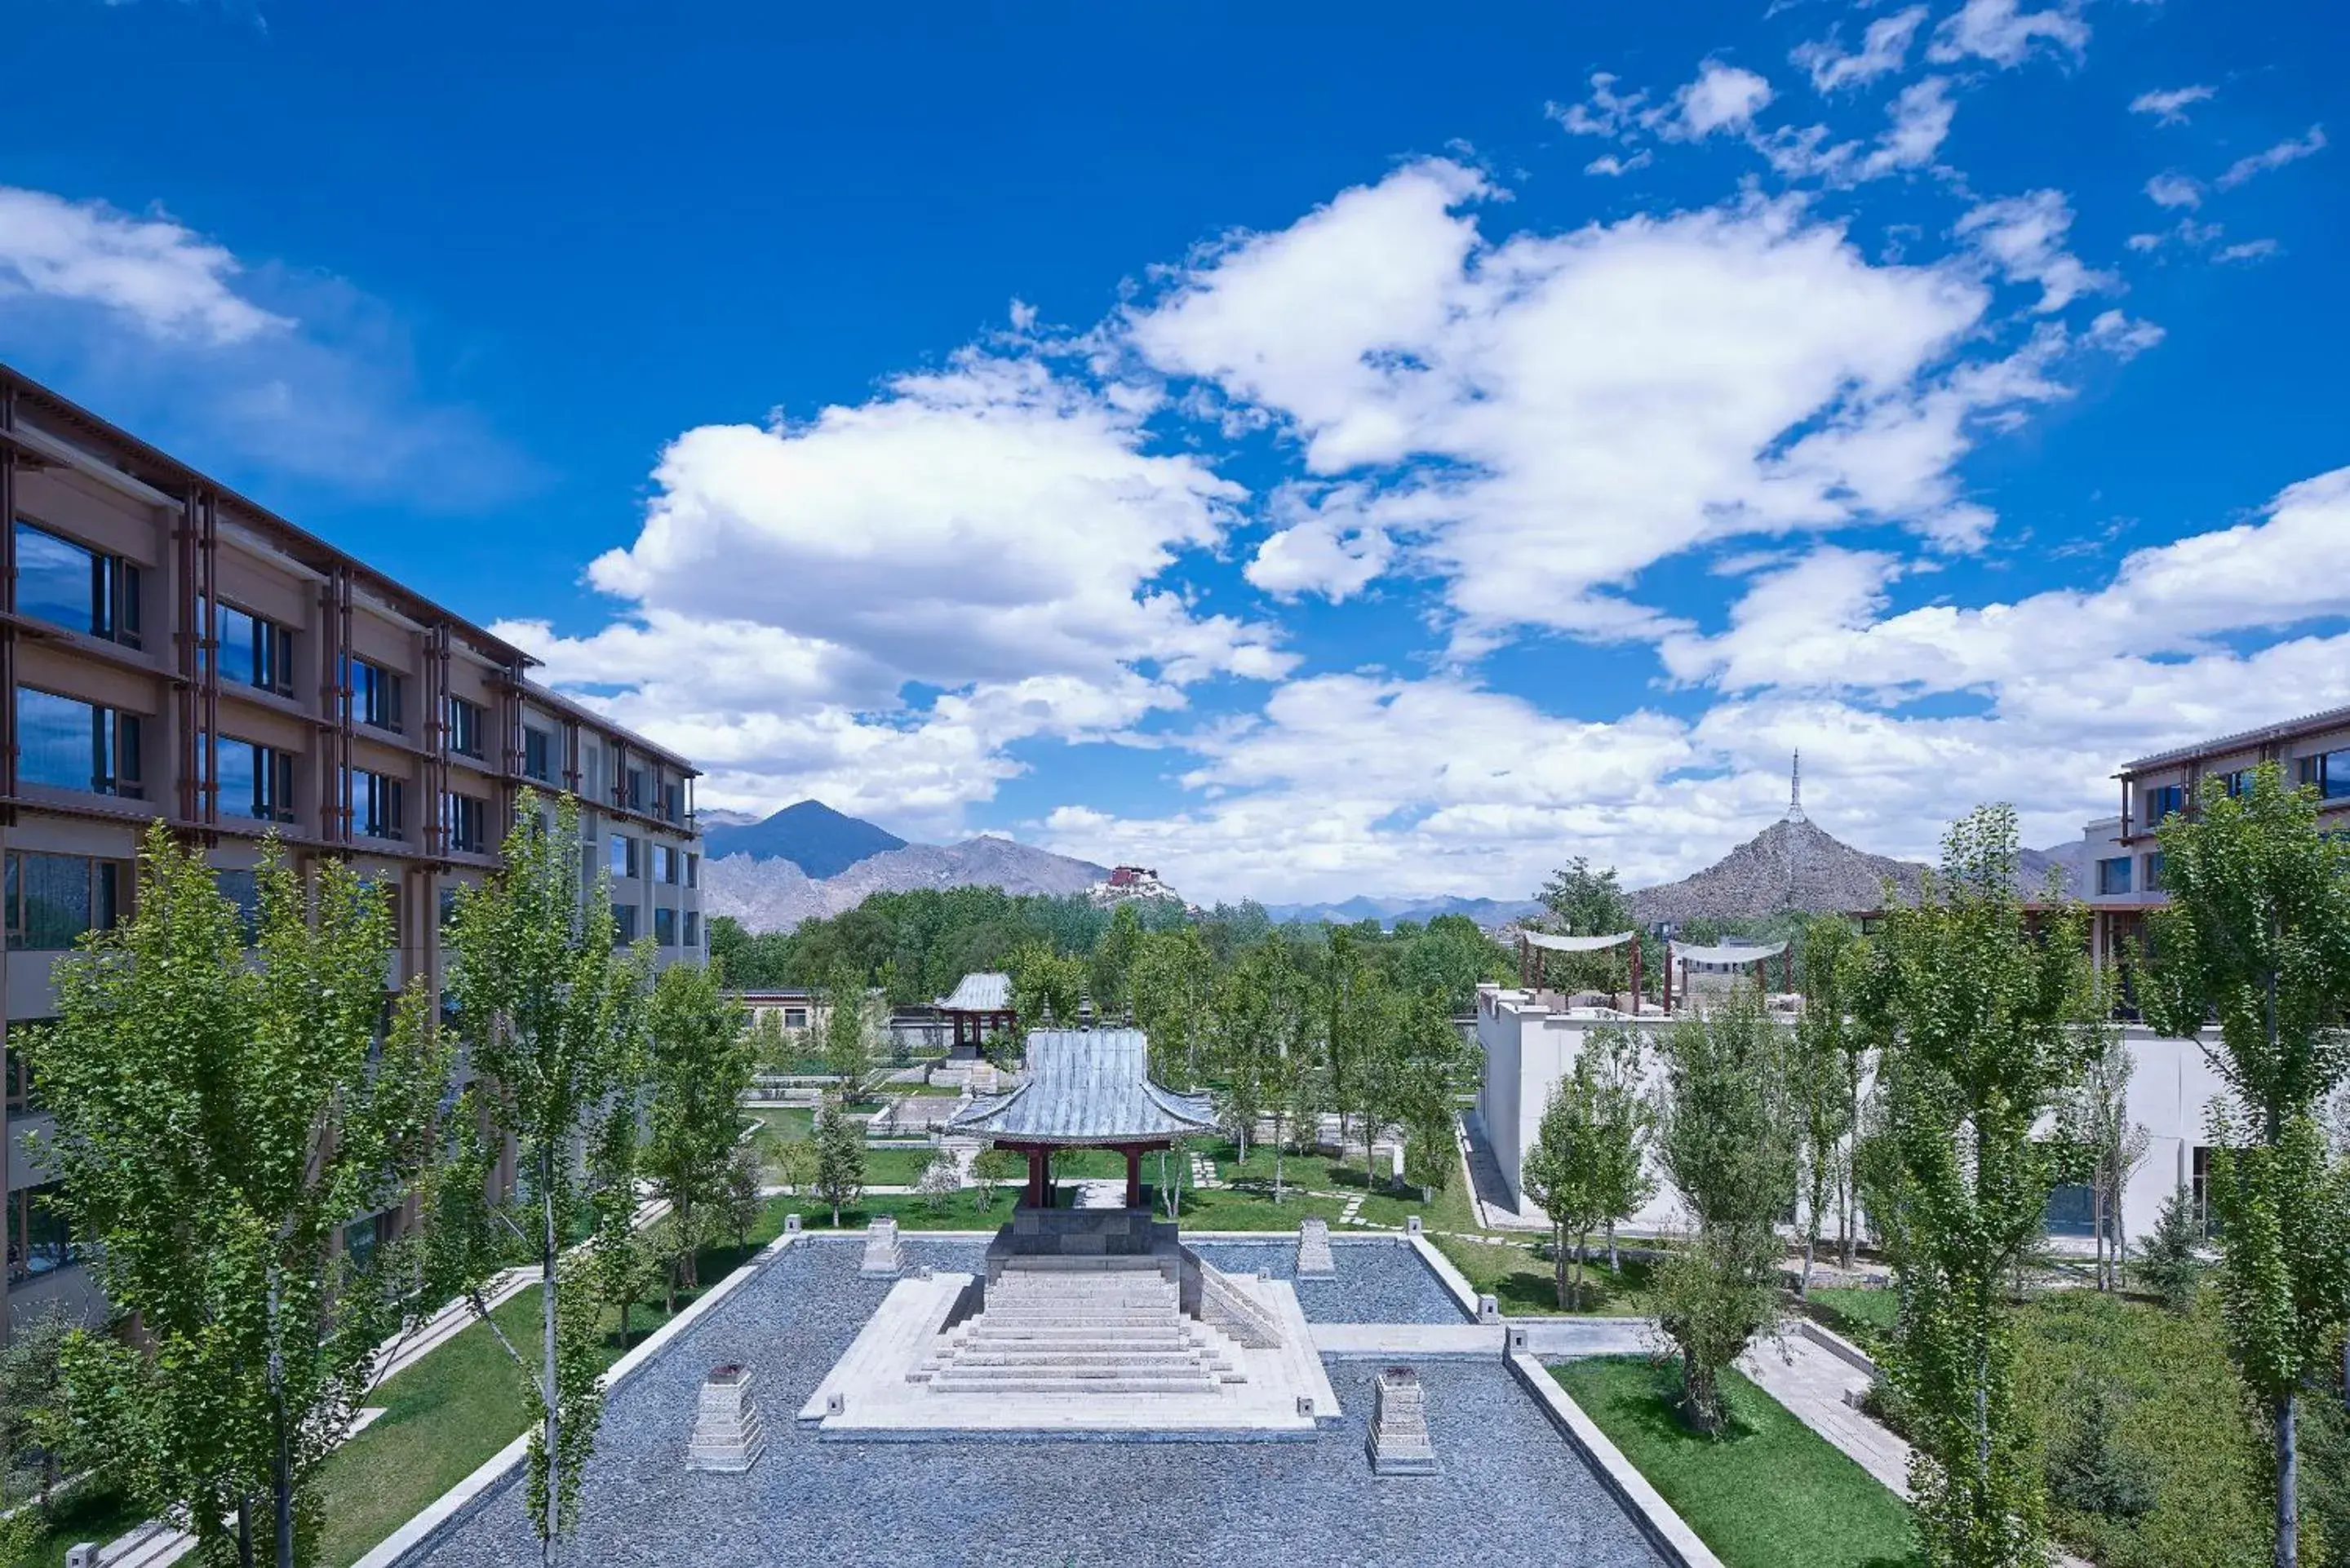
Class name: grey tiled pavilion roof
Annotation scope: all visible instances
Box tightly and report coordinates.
[944,1029,1217,1145]
[938,972,1013,1012]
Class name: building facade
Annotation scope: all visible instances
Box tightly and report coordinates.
[0,365,704,1333]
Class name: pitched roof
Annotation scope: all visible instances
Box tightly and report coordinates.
[940,972,1013,1012]
[943,1030,1217,1145]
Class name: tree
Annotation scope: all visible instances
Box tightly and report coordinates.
[1851,804,2099,1568]
[642,962,754,1293]
[1131,927,1213,1084]
[972,1145,1025,1210]
[747,1007,791,1076]
[1521,1064,1609,1309]
[1090,902,1145,1022]
[2062,1028,2150,1293]
[1345,978,1467,1197]
[772,1132,817,1197]
[820,960,875,1094]
[0,1307,72,1521]
[1789,915,1862,1292]
[721,1141,765,1249]
[814,1098,867,1226]
[916,1146,960,1214]
[1009,941,1085,1038]
[1537,858,1638,996]
[1585,1026,1656,1272]
[439,791,654,1566]
[1651,982,1799,1433]
[31,827,451,1568]
[2132,1187,2205,1313]
[2142,763,2350,1568]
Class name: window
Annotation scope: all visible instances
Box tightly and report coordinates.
[345,657,404,733]
[608,834,638,879]
[783,1007,809,1030]
[348,768,406,840]
[4,853,122,950]
[445,792,487,854]
[215,603,295,694]
[17,689,142,797]
[650,844,676,884]
[2095,856,2133,896]
[211,736,296,822]
[2216,768,2255,797]
[579,839,599,888]
[2142,783,2187,826]
[446,696,486,760]
[661,782,681,822]
[685,852,700,889]
[522,726,554,782]
[2041,1181,2095,1238]
[2298,747,2350,801]
[2144,852,2165,893]
[215,868,260,944]
[654,906,678,946]
[5,1034,40,1113]
[15,520,140,647]
[684,910,701,948]
[623,766,647,812]
[612,903,638,946]
[7,1182,82,1283]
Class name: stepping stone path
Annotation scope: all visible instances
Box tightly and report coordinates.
[1337,1194,1367,1225]
[1187,1153,1226,1190]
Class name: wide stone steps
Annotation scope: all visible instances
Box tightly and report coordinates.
[912,1264,1252,1397]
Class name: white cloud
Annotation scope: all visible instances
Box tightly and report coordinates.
[1245,484,1394,602]
[1927,0,2090,69]
[2216,124,2327,189]
[1545,73,1647,139]
[1760,76,1957,185]
[1669,61,1776,139]
[2144,172,2203,209]
[1953,189,2115,312]
[1793,6,1930,92]
[2215,238,2281,264]
[1585,150,1654,178]
[2130,85,2215,126]
[0,185,288,343]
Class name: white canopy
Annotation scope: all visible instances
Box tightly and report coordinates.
[1668,940,1788,967]
[1521,929,1637,953]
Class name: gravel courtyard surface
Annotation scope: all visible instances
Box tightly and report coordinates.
[402,1237,1661,1568]
[1189,1238,1471,1325]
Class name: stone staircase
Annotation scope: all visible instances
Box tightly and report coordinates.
[909,1265,1251,1395]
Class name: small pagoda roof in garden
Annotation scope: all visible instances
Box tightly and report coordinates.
[944,1029,1216,1145]
[940,972,1013,1012]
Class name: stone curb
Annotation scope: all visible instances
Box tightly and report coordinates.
[350,1229,809,1568]
[1408,1232,1483,1320]
[1794,1316,1881,1380]
[1504,1350,1725,1568]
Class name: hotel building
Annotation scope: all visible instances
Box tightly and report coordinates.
[0,364,705,1334]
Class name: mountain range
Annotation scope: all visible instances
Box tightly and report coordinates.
[1259,893,1546,928]
[698,802,1110,932]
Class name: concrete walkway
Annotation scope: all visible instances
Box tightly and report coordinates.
[1736,1330,1910,1497]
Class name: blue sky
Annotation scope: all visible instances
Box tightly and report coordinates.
[3,0,2345,903]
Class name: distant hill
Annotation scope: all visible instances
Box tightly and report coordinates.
[1630,817,1927,924]
[1261,893,1545,929]
[700,814,1111,932]
[701,800,907,879]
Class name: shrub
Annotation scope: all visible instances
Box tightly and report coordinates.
[2130,1186,2204,1313]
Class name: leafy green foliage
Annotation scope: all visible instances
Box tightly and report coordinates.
[970,1146,1026,1209]
[2044,1382,2156,1523]
[2131,1187,2206,1313]
[1009,941,1086,1034]
[1790,915,1863,1288]
[813,1100,867,1226]
[642,961,754,1291]
[1652,983,1801,1433]
[1522,1062,1610,1310]
[2143,763,2350,1568]
[32,825,453,1568]
[1851,804,2099,1568]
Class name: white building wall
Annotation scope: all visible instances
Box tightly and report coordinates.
[1476,982,2231,1247]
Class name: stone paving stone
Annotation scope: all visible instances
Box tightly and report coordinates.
[401,1238,1656,1568]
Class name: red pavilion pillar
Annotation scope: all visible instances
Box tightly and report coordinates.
[1124,1145,1143,1210]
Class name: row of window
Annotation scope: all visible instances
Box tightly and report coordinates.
[605,835,699,886]
[2139,747,2350,827]
[2095,852,2165,897]
[611,904,702,949]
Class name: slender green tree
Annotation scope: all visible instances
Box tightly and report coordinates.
[1009,941,1085,1039]
[1089,901,1146,1022]
[1790,916,1860,1296]
[1522,1062,1610,1309]
[1131,927,1213,1084]
[440,792,654,1566]
[2060,1028,2148,1293]
[1651,982,1800,1433]
[820,960,874,1094]
[2131,1187,2205,1313]
[1585,1026,1657,1272]
[2143,764,2350,1568]
[0,1306,71,1520]
[642,961,754,1291]
[813,1098,867,1226]
[1852,804,2099,1568]
[33,826,452,1568]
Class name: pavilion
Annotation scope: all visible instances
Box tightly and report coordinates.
[944,1027,1218,1209]
[938,970,1017,1057]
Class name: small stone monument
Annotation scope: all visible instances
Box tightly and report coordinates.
[1366,1366,1439,1475]
[1296,1216,1337,1277]
[1405,1214,1424,1237]
[860,1216,904,1278]
[1477,1292,1501,1325]
[784,1211,802,1235]
[66,1547,98,1568]
[685,1365,765,1473]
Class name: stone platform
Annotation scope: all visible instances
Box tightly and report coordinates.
[798,1228,1341,1442]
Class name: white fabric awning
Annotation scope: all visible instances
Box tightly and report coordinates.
[1669,940,1788,967]
[1521,930,1637,953]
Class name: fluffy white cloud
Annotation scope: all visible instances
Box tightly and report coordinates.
[1760,76,1957,185]
[1927,0,2091,69]
[1670,62,1776,139]
[0,185,289,343]
[2215,238,2281,264]
[1244,484,1394,602]
[2216,125,2328,189]
[1954,190,2114,312]
[2130,85,2215,126]
[1793,6,1929,93]
[1585,151,1653,178]
[2145,173,2203,210]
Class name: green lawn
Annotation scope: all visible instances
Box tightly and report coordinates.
[1804,1286,1896,1357]
[859,1145,942,1186]
[1431,1233,1658,1315]
[1553,1358,1920,1568]
[750,1105,814,1141]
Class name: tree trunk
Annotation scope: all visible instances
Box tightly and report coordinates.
[2272,1391,2299,1568]
[678,1198,698,1290]
[274,1404,294,1568]
[542,1154,561,1568]
[237,1496,254,1568]
[1554,1224,1569,1310]
[1272,1122,1285,1205]
[1607,1220,1619,1273]
[1801,1230,1815,1298]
